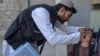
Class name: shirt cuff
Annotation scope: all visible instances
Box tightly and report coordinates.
[76,31,81,43]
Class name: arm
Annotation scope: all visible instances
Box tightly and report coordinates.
[55,20,83,34]
[31,7,81,45]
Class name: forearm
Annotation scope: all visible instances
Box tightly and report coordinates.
[55,21,84,33]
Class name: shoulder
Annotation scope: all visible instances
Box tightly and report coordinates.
[31,7,50,21]
[32,7,50,16]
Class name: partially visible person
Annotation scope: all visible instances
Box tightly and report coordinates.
[68,29,94,56]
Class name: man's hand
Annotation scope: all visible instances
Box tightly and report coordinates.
[79,27,93,36]
[79,28,86,36]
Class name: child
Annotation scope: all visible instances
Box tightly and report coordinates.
[68,29,94,56]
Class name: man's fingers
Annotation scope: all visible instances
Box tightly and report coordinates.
[86,27,94,31]
[86,30,93,38]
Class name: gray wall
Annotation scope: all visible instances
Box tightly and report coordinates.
[68,0,91,27]
[90,10,100,32]
[29,0,55,6]
[0,0,21,39]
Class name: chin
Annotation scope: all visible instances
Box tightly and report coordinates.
[65,20,69,21]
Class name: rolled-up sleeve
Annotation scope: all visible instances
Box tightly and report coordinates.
[31,7,81,45]
[55,20,81,34]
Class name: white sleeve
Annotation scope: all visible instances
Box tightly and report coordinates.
[55,21,81,34]
[31,7,81,45]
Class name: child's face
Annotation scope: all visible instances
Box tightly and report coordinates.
[82,30,94,43]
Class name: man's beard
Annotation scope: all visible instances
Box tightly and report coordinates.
[57,15,66,24]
